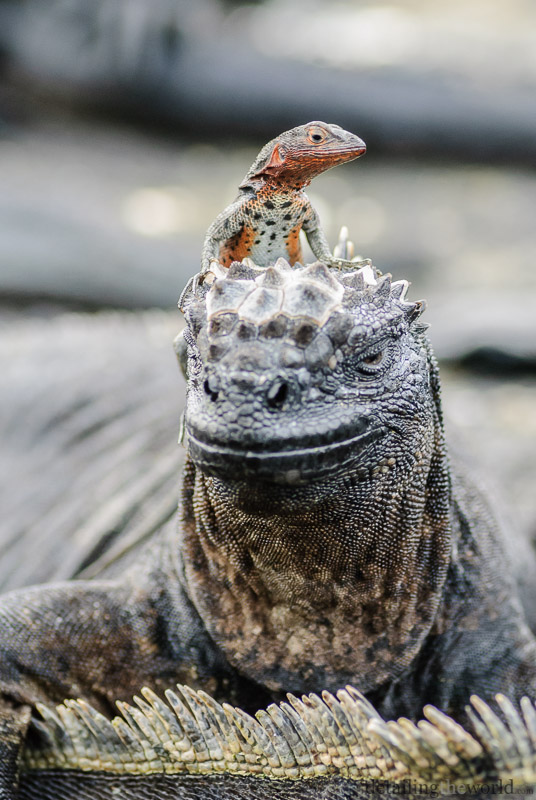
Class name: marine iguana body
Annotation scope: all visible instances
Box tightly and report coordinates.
[201,122,369,271]
[1,256,536,797]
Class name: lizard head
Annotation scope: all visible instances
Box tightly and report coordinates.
[179,258,438,488]
[240,121,366,188]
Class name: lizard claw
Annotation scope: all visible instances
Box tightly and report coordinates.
[328,257,355,270]
[180,258,223,309]
[333,227,371,269]
[200,257,218,275]
[328,256,371,270]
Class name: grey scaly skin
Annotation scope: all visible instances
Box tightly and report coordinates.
[1,256,536,798]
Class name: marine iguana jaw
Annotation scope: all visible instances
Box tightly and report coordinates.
[186,422,385,484]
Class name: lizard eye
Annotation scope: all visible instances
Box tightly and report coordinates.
[356,349,386,375]
[307,126,327,144]
[362,351,384,366]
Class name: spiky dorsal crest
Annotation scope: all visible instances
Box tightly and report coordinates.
[186,258,424,334]
[24,687,536,791]
[180,223,426,351]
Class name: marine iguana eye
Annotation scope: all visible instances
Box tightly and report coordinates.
[354,345,390,376]
[307,125,328,144]
[362,351,384,366]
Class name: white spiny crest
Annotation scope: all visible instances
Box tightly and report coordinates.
[179,226,428,338]
[23,687,536,790]
[197,255,423,335]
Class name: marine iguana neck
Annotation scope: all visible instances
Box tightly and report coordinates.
[179,418,452,696]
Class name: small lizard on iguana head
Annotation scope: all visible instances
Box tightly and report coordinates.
[201,121,370,272]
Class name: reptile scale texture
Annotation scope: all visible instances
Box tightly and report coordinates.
[1,125,536,799]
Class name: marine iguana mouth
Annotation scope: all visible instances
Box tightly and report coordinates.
[186,424,385,484]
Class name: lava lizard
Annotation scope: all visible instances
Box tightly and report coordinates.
[200,120,370,272]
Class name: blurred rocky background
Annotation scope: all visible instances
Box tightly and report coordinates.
[0,0,535,588]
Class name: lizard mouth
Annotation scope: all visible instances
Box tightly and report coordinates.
[186,426,385,484]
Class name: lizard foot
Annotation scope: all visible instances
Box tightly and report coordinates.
[333,226,371,269]
[328,256,372,270]
[179,259,222,309]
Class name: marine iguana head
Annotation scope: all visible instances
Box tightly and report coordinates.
[179,258,432,488]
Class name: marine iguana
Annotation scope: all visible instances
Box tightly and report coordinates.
[1,253,536,797]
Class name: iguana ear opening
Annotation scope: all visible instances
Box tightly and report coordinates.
[249,143,285,181]
[265,143,284,170]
